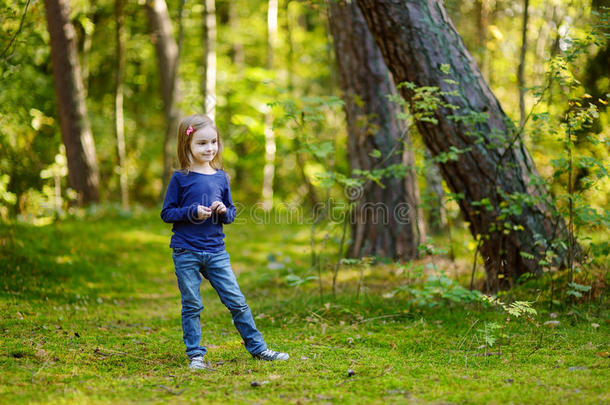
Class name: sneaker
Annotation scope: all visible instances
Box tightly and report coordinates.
[253,349,289,361]
[188,355,214,370]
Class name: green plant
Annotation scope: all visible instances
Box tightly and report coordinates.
[388,270,483,308]
[477,321,503,348]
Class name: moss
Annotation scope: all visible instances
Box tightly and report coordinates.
[0,212,607,403]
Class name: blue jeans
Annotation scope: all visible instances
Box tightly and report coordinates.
[172,248,267,359]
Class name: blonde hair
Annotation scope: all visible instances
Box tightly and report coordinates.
[177,114,223,172]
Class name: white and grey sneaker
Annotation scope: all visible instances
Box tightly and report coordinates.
[253,349,289,361]
[189,355,213,370]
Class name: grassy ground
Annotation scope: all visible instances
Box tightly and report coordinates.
[0,210,608,404]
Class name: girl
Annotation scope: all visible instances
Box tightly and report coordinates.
[161,114,289,370]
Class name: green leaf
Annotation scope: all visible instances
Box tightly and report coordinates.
[369,149,382,159]
[519,251,535,260]
[567,282,591,292]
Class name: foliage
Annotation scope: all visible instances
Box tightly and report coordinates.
[0,0,607,335]
[481,294,538,319]
[1,0,335,217]
[403,272,483,307]
[475,294,539,349]
[382,10,609,303]
[284,273,318,287]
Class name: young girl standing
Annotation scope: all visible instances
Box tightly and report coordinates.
[161,114,289,370]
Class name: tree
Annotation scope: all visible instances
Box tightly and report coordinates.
[517,0,530,128]
[356,0,569,289]
[202,0,216,119]
[43,0,100,204]
[115,0,129,209]
[475,0,491,81]
[424,150,447,235]
[284,0,319,208]
[328,0,424,260]
[262,0,278,210]
[146,0,184,198]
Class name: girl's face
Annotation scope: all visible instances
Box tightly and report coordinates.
[189,126,218,167]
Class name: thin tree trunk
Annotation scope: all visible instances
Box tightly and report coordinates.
[487,2,498,87]
[534,0,555,81]
[328,0,423,260]
[229,0,244,65]
[146,0,183,198]
[424,150,447,234]
[262,0,277,211]
[283,0,294,92]
[518,0,529,128]
[284,0,318,208]
[404,134,427,245]
[115,0,129,209]
[81,23,92,98]
[202,0,216,119]
[546,3,565,107]
[357,0,568,289]
[475,0,490,81]
[44,0,100,204]
[294,136,319,208]
[227,1,248,194]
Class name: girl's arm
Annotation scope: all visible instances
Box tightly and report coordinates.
[221,173,237,224]
[160,174,198,223]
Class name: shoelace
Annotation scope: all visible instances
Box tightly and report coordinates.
[190,357,204,365]
[190,356,216,370]
[257,349,288,360]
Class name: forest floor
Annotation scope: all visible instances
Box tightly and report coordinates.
[0,209,608,404]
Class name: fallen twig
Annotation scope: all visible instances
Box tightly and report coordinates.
[93,347,157,364]
[31,362,47,384]
[158,385,185,395]
[353,313,404,325]
[472,351,503,357]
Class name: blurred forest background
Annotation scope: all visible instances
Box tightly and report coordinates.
[1,0,608,294]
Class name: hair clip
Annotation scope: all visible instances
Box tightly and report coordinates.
[186,126,194,136]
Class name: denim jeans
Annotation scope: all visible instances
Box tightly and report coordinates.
[172,248,267,359]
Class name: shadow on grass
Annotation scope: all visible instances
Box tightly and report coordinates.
[0,214,173,304]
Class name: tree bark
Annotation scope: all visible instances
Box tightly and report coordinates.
[44,0,100,204]
[328,0,424,260]
[146,0,182,198]
[357,0,568,289]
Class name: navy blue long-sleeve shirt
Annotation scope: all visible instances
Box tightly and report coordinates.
[160,169,236,252]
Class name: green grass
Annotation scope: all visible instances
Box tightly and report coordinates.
[0,210,608,404]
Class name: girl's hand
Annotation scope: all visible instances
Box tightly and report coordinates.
[210,201,227,215]
[197,205,213,220]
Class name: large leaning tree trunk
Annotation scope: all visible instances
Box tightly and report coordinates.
[356,0,568,290]
[44,0,100,204]
[328,0,424,260]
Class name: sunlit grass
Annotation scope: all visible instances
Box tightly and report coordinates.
[0,211,608,404]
